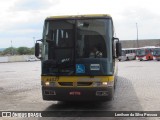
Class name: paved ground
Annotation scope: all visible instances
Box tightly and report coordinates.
[0,61,160,120]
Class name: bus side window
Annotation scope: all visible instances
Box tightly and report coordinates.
[146,50,149,54]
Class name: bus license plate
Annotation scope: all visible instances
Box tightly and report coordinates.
[69,91,81,95]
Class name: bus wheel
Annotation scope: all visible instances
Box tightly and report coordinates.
[108,87,114,101]
[114,77,117,89]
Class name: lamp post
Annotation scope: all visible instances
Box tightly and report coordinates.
[33,37,35,46]
[11,40,13,55]
[33,37,35,55]
[136,23,139,48]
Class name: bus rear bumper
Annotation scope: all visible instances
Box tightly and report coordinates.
[42,86,114,101]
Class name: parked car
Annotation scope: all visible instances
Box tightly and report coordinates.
[26,57,36,62]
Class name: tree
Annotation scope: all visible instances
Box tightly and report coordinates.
[30,47,35,54]
[17,47,31,55]
[2,47,17,55]
[2,46,35,55]
[0,51,3,56]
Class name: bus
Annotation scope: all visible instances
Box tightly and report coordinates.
[136,46,156,61]
[153,47,160,61]
[118,48,137,61]
[118,49,127,61]
[35,14,122,101]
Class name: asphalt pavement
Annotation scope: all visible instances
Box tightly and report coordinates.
[0,61,160,120]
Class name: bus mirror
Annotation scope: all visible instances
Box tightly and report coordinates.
[35,43,40,58]
[113,37,119,42]
[116,42,122,57]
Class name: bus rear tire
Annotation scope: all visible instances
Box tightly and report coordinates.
[108,87,114,101]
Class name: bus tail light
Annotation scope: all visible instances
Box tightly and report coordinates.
[45,82,50,86]
[102,82,108,85]
[92,82,108,87]
[42,81,56,86]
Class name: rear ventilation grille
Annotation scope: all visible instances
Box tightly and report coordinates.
[58,82,73,86]
[77,82,92,86]
[58,82,93,86]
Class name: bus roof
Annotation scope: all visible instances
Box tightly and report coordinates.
[45,14,112,20]
[140,46,159,48]
[122,48,138,50]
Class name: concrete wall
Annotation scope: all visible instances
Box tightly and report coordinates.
[120,39,160,48]
[0,56,8,62]
[0,55,36,63]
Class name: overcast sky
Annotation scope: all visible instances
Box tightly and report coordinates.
[0,0,160,48]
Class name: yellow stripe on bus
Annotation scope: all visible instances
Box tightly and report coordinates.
[41,76,114,82]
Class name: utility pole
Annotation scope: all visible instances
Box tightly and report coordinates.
[33,37,35,46]
[136,23,139,48]
[33,37,35,55]
[11,40,13,55]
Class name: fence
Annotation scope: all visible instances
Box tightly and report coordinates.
[0,55,36,63]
